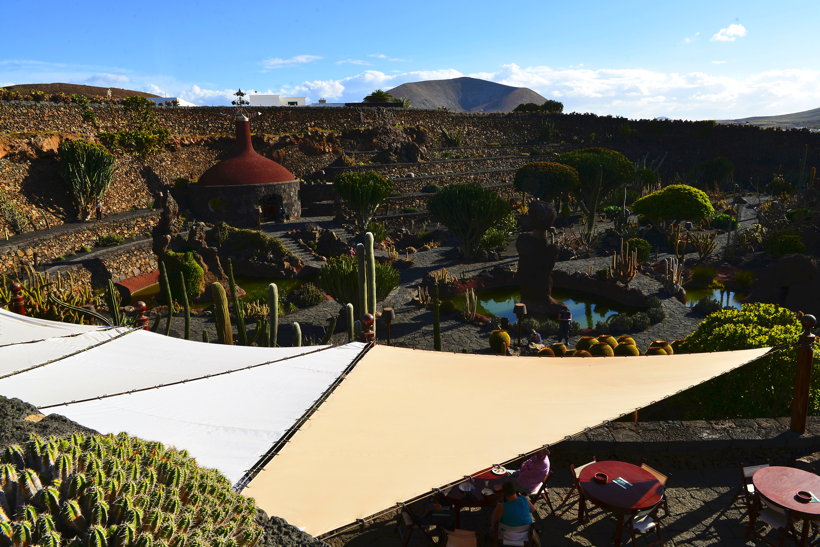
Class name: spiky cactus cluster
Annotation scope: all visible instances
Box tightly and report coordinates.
[0,433,263,547]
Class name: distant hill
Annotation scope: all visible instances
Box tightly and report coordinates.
[3,83,160,100]
[388,77,548,112]
[722,106,820,130]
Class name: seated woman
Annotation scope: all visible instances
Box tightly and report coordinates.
[491,482,539,545]
[513,447,550,495]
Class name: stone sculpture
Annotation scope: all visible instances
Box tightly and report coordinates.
[515,200,561,315]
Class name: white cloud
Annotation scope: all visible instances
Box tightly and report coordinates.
[368,53,408,62]
[260,55,322,70]
[711,60,727,65]
[711,23,747,42]
[682,32,700,44]
[336,59,371,66]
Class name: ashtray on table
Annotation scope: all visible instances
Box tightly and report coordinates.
[795,490,813,503]
[593,472,608,484]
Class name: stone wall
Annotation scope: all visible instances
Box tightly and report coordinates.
[0,210,158,274]
[3,101,820,236]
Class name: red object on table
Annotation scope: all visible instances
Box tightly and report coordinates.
[579,461,665,547]
[752,466,820,545]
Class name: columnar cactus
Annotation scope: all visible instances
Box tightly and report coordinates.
[364,232,377,336]
[291,322,302,347]
[178,273,191,341]
[158,260,173,337]
[432,282,441,351]
[355,243,367,320]
[210,283,233,345]
[226,260,247,346]
[345,303,355,343]
[0,433,263,547]
[267,283,279,347]
[105,280,122,327]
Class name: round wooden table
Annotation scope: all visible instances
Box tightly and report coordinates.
[579,461,665,546]
[752,466,820,545]
[443,467,511,526]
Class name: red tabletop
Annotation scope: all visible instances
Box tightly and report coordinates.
[579,461,665,513]
[444,467,512,510]
[753,466,820,519]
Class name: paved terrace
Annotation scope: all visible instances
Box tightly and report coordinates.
[326,417,820,546]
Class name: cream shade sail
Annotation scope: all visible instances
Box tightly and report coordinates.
[244,344,771,537]
[0,307,114,344]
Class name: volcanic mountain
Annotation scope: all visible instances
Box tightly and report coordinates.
[388,77,548,112]
[3,83,160,100]
[723,106,820,130]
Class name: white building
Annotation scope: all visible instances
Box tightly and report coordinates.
[248,94,306,107]
[145,97,197,107]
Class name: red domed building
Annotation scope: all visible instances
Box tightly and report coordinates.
[187,112,300,226]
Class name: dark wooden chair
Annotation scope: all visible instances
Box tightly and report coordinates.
[624,500,665,546]
[640,462,670,518]
[395,503,437,546]
[528,470,556,514]
[730,462,769,515]
[557,457,597,520]
[744,493,799,547]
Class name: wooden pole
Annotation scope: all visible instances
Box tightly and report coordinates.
[790,314,816,434]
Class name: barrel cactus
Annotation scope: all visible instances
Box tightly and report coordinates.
[550,343,567,356]
[617,335,636,345]
[589,342,615,357]
[489,329,511,355]
[650,340,674,355]
[596,335,618,349]
[646,346,669,356]
[575,336,597,352]
[614,343,641,356]
[0,433,263,547]
[564,349,576,357]
[574,350,591,357]
[536,347,555,357]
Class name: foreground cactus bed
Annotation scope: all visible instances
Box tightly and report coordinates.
[0,433,263,547]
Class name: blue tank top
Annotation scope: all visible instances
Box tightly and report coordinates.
[500,496,533,527]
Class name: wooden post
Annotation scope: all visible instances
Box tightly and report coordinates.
[10,282,25,316]
[134,301,149,330]
[790,314,816,434]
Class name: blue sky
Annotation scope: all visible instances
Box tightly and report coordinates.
[2,0,819,119]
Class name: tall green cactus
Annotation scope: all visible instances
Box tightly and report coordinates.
[321,316,337,344]
[201,330,209,343]
[267,283,279,347]
[433,281,442,351]
[364,231,376,320]
[158,260,173,337]
[355,242,367,319]
[226,260,247,346]
[291,322,302,347]
[105,279,122,326]
[345,303,355,342]
[178,273,191,340]
[210,282,233,345]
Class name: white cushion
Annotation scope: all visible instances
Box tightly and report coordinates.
[758,508,787,530]
[631,516,657,534]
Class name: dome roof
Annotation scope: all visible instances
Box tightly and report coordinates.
[198,115,296,187]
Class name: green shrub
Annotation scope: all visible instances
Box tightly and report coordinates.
[98,96,169,158]
[479,228,507,250]
[625,237,652,262]
[334,171,393,230]
[513,162,579,202]
[366,221,389,244]
[764,230,806,257]
[289,282,325,308]
[421,183,441,193]
[632,184,714,224]
[439,299,455,314]
[690,265,716,287]
[428,183,511,259]
[59,139,116,220]
[402,206,421,214]
[670,303,818,418]
[631,312,651,331]
[0,190,29,235]
[540,318,560,335]
[710,213,737,230]
[693,297,722,315]
[163,250,204,300]
[646,305,665,324]
[0,432,263,546]
[317,254,399,307]
[211,222,292,261]
[606,314,634,334]
[94,233,124,247]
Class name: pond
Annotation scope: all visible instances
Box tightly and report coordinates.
[130,277,302,308]
[684,287,747,309]
[448,287,638,329]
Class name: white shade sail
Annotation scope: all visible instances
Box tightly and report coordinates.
[245,344,771,537]
[0,308,113,344]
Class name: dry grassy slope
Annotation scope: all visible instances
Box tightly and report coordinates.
[4,83,160,99]
[389,76,547,112]
[722,106,820,129]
